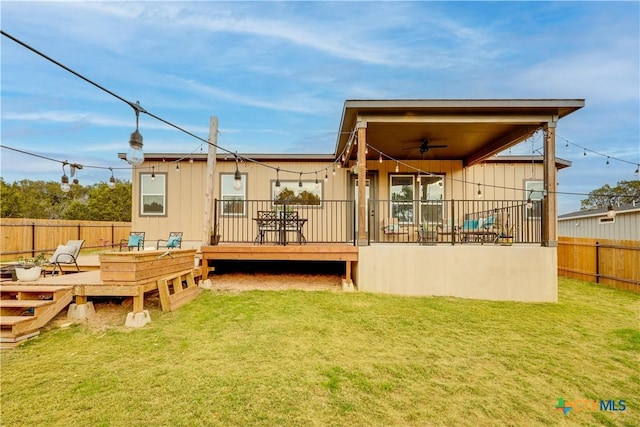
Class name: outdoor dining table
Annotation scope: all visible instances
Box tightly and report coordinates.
[253,214,307,245]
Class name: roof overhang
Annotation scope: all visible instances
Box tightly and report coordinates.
[335,99,584,167]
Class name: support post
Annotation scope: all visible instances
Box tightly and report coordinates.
[356,122,368,246]
[203,117,218,246]
[542,120,558,247]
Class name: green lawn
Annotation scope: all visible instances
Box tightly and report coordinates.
[1,278,638,426]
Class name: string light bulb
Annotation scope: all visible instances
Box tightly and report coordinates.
[583,148,587,157]
[126,101,145,166]
[275,167,281,189]
[332,164,336,176]
[60,163,70,193]
[233,156,242,190]
[635,164,639,176]
[151,166,156,181]
[315,172,319,189]
[606,157,610,167]
[379,152,383,163]
[298,172,303,188]
[477,183,482,199]
[107,167,116,189]
[324,170,329,183]
[395,161,399,173]
[175,162,180,172]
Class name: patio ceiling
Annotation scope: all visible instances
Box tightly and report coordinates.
[335,99,585,166]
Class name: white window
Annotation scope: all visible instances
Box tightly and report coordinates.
[390,175,414,224]
[140,173,166,216]
[419,175,444,225]
[525,180,544,219]
[221,173,247,216]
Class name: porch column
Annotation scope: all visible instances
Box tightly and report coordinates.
[357,122,368,246]
[542,119,558,247]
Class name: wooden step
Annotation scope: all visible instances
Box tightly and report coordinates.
[0,285,73,293]
[0,315,33,326]
[0,285,73,347]
[1,300,54,308]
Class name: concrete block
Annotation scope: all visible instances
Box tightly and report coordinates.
[125,310,151,328]
[67,302,96,321]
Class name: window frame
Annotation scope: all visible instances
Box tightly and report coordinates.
[140,172,167,217]
[525,180,544,219]
[271,180,323,207]
[389,174,415,224]
[220,173,247,217]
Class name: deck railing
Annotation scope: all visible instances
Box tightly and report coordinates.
[214,199,542,245]
[368,199,542,244]
[214,199,356,245]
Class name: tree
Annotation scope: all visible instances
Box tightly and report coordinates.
[580,180,640,209]
[0,178,131,221]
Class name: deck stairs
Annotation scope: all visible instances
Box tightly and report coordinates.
[0,285,73,350]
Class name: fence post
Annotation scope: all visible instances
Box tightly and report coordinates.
[111,224,115,249]
[31,222,36,257]
[595,241,600,284]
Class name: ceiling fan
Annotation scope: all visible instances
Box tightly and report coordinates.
[403,138,448,154]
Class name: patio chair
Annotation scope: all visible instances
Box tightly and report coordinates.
[382,218,409,241]
[156,232,183,249]
[46,239,84,276]
[282,210,307,244]
[254,211,278,244]
[120,231,145,251]
[459,215,498,244]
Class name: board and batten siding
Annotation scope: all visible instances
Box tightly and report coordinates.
[558,210,640,241]
[130,157,550,246]
[130,159,349,247]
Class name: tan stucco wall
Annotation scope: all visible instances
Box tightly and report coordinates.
[356,245,557,302]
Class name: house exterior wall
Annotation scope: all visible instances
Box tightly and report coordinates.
[130,159,350,247]
[130,158,550,247]
[558,211,640,240]
[356,245,558,302]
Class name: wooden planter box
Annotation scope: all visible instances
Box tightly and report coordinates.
[99,249,196,283]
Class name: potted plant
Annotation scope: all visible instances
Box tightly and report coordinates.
[498,223,514,246]
[419,222,438,245]
[15,253,47,281]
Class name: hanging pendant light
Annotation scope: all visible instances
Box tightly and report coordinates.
[107,167,116,189]
[60,163,70,193]
[126,101,145,166]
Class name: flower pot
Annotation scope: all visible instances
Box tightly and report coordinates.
[500,236,513,246]
[15,266,42,281]
[210,235,220,246]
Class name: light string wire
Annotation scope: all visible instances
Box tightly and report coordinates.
[2,30,637,199]
[1,30,343,180]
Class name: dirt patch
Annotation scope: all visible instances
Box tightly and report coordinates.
[45,273,343,331]
[206,272,343,292]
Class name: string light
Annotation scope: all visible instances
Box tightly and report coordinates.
[60,163,70,193]
[275,167,281,189]
[477,183,482,199]
[635,164,639,176]
[379,152,383,163]
[606,157,610,167]
[315,172,319,188]
[4,30,637,198]
[126,101,145,165]
[175,162,180,172]
[151,166,156,181]
[332,165,336,176]
[395,161,399,173]
[298,172,303,187]
[233,155,242,190]
[324,170,329,183]
[108,167,116,189]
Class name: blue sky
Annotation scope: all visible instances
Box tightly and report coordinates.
[1,1,638,214]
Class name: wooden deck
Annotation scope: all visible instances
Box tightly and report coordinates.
[201,243,359,285]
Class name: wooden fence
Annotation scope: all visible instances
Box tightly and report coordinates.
[558,237,640,292]
[0,218,131,258]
